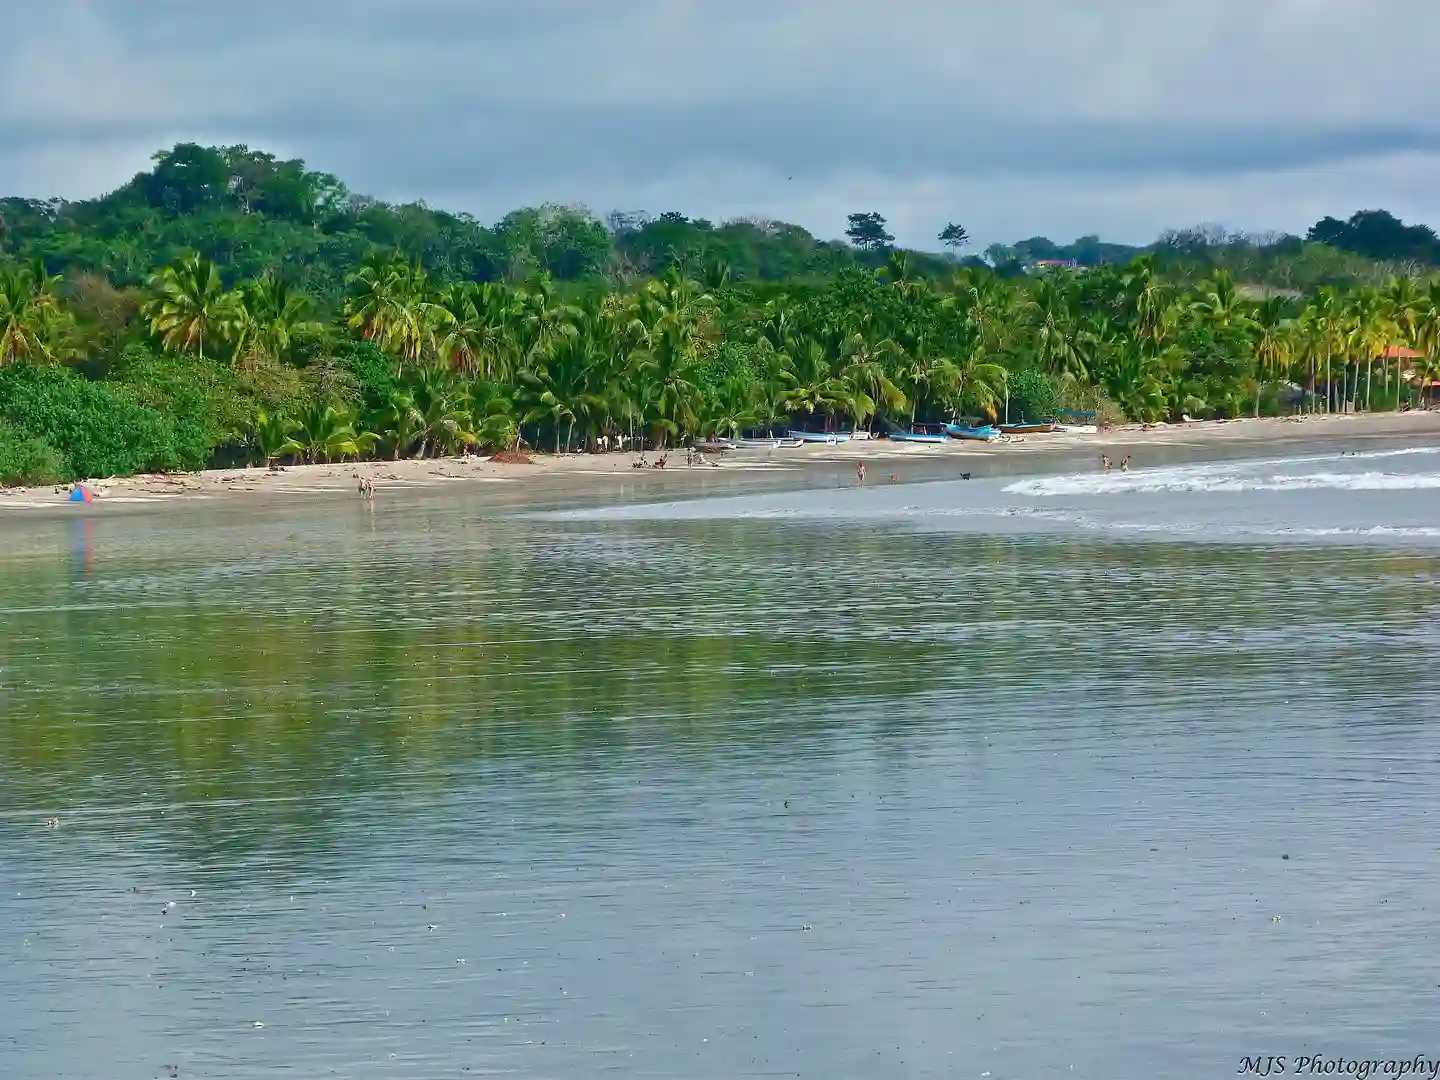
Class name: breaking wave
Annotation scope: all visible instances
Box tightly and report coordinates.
[1006,448,1440,497]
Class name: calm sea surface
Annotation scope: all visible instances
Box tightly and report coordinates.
[3,444,1440,1079]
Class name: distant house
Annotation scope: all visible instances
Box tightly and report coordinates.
[1381,346,1424,361]
[1385,346,1426,380]
[1391,347,1439,405]
[1029,258,1081,273]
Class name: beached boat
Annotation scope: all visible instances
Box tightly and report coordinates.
[888,425,948,444]
[1052,410,1097,435]
[945,422,999,441]
[692,438,736,453]
[998,421,1056,435]
[735,436,803,449]
[788,430,854,445]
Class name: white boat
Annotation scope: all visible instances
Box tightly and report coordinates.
[788,430,854,445]
[1055,424,1098,435]
[735,436,803,449]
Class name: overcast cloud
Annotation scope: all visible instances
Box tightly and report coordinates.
[2,0,1437,249]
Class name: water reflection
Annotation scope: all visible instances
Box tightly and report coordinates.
[69,517,93,580]
[2,497,1439,1079]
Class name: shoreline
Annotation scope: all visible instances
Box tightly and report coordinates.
[2,411,1438,519]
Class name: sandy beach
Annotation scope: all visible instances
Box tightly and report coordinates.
[3,411,1438,516]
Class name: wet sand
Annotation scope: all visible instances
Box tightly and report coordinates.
[2,411,1438,518]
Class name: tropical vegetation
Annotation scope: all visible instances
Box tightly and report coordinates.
[1,142,1438,486]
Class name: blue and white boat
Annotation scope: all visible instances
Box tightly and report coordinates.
[945,422,1000,441]
[788,430,854,445]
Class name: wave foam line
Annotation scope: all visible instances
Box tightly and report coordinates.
[1007,469,1440,496]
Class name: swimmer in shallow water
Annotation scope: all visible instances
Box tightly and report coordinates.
[1100,455,1112,471]
[1120,456,1131,472]
[856,462,866,485]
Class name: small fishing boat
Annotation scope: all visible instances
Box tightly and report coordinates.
[998,421,1056,435]
[735,436,803,449]
[945,422,999,441]
[692,438,736,453]
[788,430,854,445]
[1053,409,1098,435]
[888,423,948,444]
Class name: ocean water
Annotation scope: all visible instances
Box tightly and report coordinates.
[566,444,1440,544]
[2,444,1439,1079]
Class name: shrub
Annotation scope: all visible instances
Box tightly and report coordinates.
[1005,368,1062,423]
[0,363,180,479]
[0,420,66,486]
[113,345,251,469]
[330,339,399,413]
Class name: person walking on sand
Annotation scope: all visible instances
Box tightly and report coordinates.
[856,461,866,485]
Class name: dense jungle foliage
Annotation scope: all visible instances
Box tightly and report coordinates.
[1,142,1438,484]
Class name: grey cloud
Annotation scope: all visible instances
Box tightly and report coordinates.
[3,0,1440,247]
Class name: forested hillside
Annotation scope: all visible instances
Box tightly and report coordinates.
[1,142,1437,486]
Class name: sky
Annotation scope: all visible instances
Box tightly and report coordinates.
[3,0,1439,251]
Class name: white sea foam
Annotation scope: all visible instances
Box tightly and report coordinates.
[1006,462,1440,497]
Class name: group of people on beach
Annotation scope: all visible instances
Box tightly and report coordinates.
[1100,455,1131,472]
[355,475,375,500]
[628,449,722,469]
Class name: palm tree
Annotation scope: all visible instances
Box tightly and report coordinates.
[892,334,952,425]
[697,375,760,439]
[290,403,377,463]
[1119,255,1175,350]
[782,337,853,430]
[1344,288,1393,412]
[0,259,69,364]
[1304,287,1345,413]
[635,270,713,443]
[1192,270,1250,331]
[1100,338,1170,422]
[1384,276,1423,410]
[434,282,508,378]
[376,389,424,459]
[1250,297,1293,416]
[234,270,321,366]
[144,252,241,361]
[465,385,519,452]
[344,252,439,372]
[837,333,906,428]
[952,352,1009,421]
[1413,281,1440,410]
[512,273,583,373]
[409,365,476,457]
[249,410,302,467]
[1029,275,1087,381]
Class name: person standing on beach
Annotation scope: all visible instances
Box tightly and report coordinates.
[856,462,866,485]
